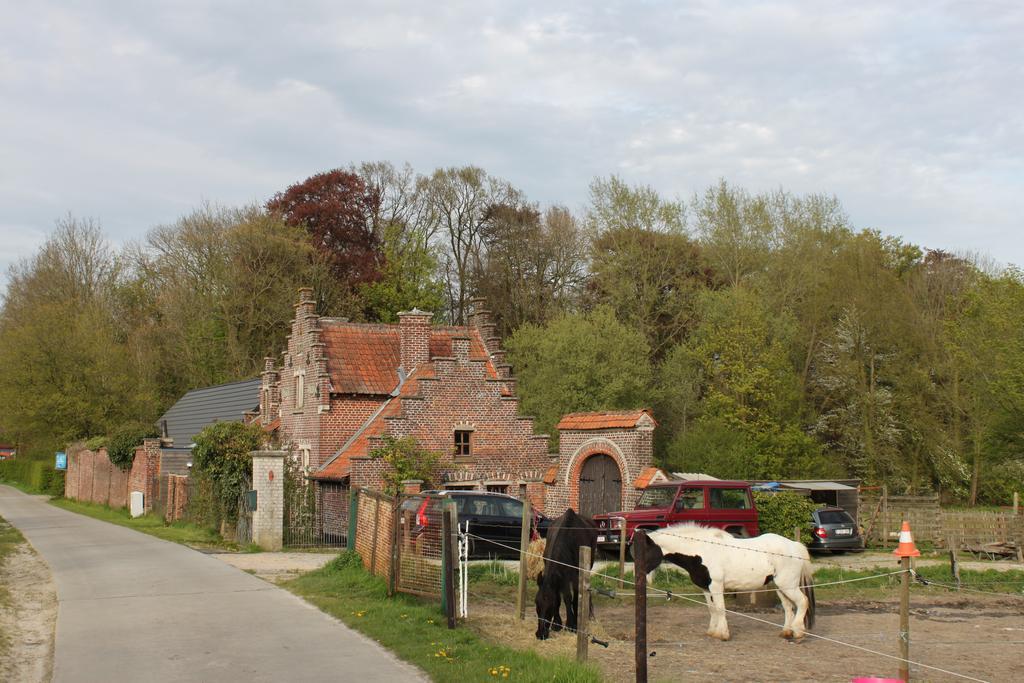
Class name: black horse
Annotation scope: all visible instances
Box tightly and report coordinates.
[534,508,598,640]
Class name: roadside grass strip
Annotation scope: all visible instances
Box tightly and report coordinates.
[0,515,28,658]
[49,498,231,549]
[286,552,602,683]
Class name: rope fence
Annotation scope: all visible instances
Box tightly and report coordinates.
[457,526,1020,682]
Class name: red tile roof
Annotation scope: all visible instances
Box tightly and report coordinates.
[313,367,434,481]
[321,324,401,395]
[555,409,657,431]
[633,466,665,489]
[319,322,497,395]
[262,418,280,433]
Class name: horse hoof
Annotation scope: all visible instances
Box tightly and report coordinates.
[780,629,794,639]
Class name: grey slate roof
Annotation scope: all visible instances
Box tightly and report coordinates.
[158,378,261,448]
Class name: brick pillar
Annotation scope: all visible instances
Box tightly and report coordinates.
[252,450,286,551]
[401,479,423,495]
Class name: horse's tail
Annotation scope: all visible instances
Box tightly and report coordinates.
[801,564,816,630]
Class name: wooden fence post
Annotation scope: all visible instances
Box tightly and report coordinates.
[388,498,400,596]
[882,485,889,549]
[347,486,359,551]
[618,517,627,588]
[442,502,458,629]
[1014,491,1019,516]
[947,536,960,589]
[633,531,648,683]
[576,545,592,663]
[516,499,532,620]
[794,526,801,543]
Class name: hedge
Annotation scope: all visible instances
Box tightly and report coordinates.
[0,459,65,496]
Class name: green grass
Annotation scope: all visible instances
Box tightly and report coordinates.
[49,498,232,550]
[810,564,1024,598]
[0,514,28,658]
[286,552,602,682]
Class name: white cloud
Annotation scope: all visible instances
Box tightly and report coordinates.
[0,0,1021,281]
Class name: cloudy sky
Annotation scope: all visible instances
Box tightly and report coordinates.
[1,1,1021,285]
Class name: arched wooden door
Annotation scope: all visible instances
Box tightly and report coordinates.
[578,454,622,518]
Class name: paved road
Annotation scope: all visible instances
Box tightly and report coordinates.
[0,485,425,682]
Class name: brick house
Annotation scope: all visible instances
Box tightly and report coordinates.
[259,289,553,527]
[261,288,660,529]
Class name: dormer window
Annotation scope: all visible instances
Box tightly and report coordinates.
[454,430,472,457]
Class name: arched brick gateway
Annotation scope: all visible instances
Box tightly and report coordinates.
[543,410,658,517]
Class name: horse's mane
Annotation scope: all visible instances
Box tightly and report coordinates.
[653,522,735,541]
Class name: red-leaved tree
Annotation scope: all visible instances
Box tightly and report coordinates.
[266,170,383,288]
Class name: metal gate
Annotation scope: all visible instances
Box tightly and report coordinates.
[283,465,346,548]
[579,454,622,518]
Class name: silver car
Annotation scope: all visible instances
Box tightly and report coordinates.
[809,507,864,553]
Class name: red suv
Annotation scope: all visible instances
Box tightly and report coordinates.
[592,480,759,553]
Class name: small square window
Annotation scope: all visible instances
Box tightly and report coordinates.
[454,430,472,457]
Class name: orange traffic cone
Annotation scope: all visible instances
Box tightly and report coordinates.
[893,520,921,558]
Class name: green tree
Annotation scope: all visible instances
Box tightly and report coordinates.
[506,307,652,437]
[191,421,265,523]
[420,166,522,323]
[660,288,825,479]
[0,217,157,451]
[130,204,345,402]
[369,435,443,495]
[946,269,1024,504]
[472,204,587,336]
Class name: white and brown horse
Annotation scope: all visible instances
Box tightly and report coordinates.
[633,524,815,640]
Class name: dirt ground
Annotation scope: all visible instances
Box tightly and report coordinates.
[468,589,1024,682]
[0,543,57,682]
[212,551,336,583]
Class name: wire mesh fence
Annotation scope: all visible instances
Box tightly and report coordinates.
[394,493,446,599]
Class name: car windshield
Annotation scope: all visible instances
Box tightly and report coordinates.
[817,510,854,525]
[635,487,676,509]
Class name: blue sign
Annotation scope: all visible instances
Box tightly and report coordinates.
[55,451,67,470]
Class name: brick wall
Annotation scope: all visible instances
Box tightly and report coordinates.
[354,488,395,578]
[127,440,162,512]
[65,441,164,512]
[166,474,190,522]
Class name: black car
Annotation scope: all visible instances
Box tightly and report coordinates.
[809,506,864,553]
[401,491,548,559]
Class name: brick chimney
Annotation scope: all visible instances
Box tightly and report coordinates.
[398,309,432,372]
